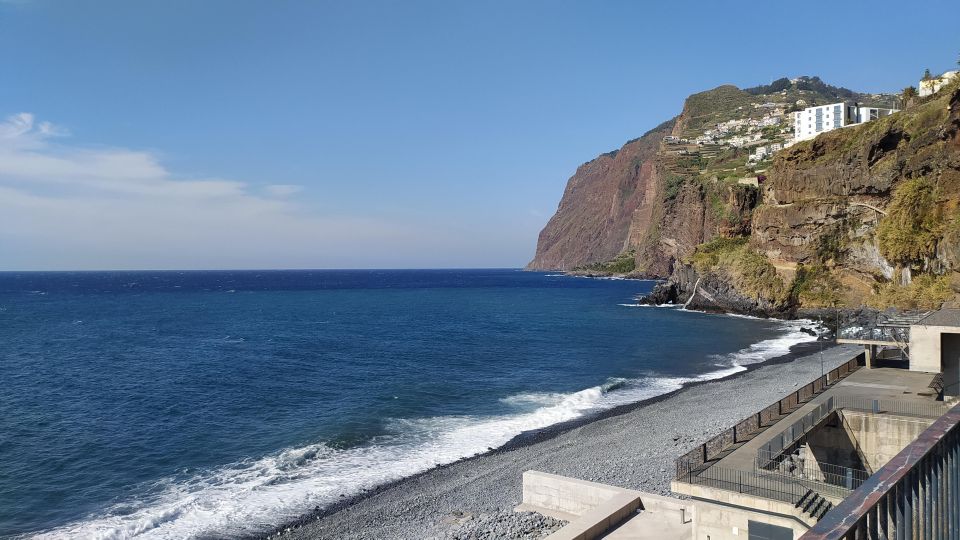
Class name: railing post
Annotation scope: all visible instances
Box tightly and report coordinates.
[879,492,889,540]
[897,480,905,540]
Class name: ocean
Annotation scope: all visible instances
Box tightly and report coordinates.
[0,269,815,538]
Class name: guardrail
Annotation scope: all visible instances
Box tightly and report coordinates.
[675,354,863,478]
[757,398,837,463]
[677,461,813,507]
[757,450,870,496]
[835,396,952,419]
[799,403,960,540]
[756,397,952,467]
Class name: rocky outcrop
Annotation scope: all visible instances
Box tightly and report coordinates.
[643,265,791,317]
[636,177,758,276]
[526,120,674,271]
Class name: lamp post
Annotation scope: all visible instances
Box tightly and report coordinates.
[819,324,824,380]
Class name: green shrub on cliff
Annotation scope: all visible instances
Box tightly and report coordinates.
[790,264,843,307]
[574,250,636,274]
[664,174,686,200]
[876,178,943,266]
[690,237,785,301]
[870,273,952,310]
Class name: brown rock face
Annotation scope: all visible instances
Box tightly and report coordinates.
[753,85,960,281]
[526,120,674,271]
[527,85,763,275]
[640,177,758,276]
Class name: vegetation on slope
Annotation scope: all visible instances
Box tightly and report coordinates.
[573,250,636,274]
[790,264,844,307]
[689,237,785,302]
[870,273,953,310]
[876,178,944,267]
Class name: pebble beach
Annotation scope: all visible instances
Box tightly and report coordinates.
[276,343,861,539]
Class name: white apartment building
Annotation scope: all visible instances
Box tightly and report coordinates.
[794,101,898,141]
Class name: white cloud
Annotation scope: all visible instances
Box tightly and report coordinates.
[264,184,303,197]
[0,113,420,270]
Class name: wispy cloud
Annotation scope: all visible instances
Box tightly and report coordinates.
[264,184,303,197]
[0,113,418,270]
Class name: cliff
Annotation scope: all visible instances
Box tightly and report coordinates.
[530,73,960,314]
[526,119,674,271]
[749,81,960,310]
[658,80,960,314]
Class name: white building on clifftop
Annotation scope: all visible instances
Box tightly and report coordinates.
[794,101,898,142]
[919,70,959,97]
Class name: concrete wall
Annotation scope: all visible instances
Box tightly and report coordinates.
[802,412,869,474]
[672,481,811,539]
[519,470,634,519]
[693,497,805,540]
[838,411,933,471]
[909,324,960,373]
[519,471,693,540]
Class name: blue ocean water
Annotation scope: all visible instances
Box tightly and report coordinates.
[0,270,813,538]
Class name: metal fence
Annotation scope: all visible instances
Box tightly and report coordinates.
[757,397,837,463]
[757,449,870,497]
[675,355,863,479]
[833,396,952,420]
[677,460,812,507]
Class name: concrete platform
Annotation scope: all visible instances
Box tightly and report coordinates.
[601,504,692,539]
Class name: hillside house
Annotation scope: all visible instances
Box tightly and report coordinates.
[793,102,898,142]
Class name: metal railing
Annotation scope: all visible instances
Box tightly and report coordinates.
[757,449,870,498]
[757,397,837,462]
[800,403,960,540]
[834,396,952,420]
[675,355,863,479]
[757,397,951,467]
[677,460,814,507]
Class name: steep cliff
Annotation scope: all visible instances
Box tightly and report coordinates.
[526,120,673,271]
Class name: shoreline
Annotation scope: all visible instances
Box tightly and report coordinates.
[267,337,843,539]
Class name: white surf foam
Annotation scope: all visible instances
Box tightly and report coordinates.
[35,321,817,540]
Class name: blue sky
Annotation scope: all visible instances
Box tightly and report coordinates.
[1,1,957,270]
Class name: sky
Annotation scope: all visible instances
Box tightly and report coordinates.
[1,1,957,270]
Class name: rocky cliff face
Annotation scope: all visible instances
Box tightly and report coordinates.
[526,120,673,271]
[528,84,769,274]
[751,83,960,301]
[530,74,960,314]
